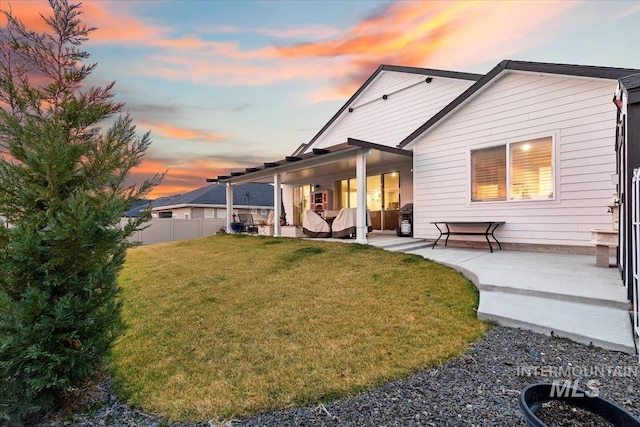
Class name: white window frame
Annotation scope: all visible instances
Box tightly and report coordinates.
[470,134,556,203]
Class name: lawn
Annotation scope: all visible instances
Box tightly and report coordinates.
[111,234,488,422]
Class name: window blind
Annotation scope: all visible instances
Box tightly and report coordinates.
[471,146,506,201]
[509,137,553,200]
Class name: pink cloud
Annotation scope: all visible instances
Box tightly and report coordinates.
[131,157,248,198]
[4,0,580,105]
[137,1,578,102]
[138,121,228,143]
[1,0,170,45]
[617,3,640,19]
[276,1,578,100]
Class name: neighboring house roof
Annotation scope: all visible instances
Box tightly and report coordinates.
[151,183,274,211]
[620,73,640,104]
[291,64,483,157]
[397,60,640,149]
[123,199,155,217]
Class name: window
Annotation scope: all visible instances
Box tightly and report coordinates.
[471,137,553,202]
[471,146,506,202]
[204,209,214,218]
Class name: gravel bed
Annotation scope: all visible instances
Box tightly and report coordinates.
[35,326,640,427]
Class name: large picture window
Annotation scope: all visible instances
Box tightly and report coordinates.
[471,137,553,202]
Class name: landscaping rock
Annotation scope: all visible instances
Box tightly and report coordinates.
[34,326,640,427]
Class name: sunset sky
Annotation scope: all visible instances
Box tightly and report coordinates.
[4,0,640,197]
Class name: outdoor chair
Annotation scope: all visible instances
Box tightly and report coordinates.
[237,213,258,234]
[302,209,331,238]
[331,208,372,238]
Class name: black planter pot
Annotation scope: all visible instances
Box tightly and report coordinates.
[519,383,640,427]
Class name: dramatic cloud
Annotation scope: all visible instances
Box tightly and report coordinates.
[132,1,576,101]
[278,1,577,100]
[131,155,268,198]
[7,1,575,101]
[1,0,170,44]
[138,121,227,143]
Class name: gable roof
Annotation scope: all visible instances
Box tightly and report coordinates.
[152,183,274,210]
[397,60,640,149]
[292,64,483,156]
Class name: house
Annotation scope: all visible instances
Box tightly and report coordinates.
[211,61,640,254]
[149,182,274,220]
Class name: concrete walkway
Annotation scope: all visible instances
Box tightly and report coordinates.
[367,233,637,355]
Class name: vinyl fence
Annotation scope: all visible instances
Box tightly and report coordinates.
[121,218,225,245]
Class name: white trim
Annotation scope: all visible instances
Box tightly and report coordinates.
[356,149,369,244]
[225,183,233,233]
[274,172,282,237]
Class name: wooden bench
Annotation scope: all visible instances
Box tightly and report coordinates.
[431,221,505,253]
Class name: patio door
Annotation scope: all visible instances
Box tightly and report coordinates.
[336,172,400,231]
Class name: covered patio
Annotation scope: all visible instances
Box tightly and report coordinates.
[209,138,413,244]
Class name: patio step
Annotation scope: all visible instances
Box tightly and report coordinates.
[369,237,433,252]
[477,290,635,354]
[382,244,637,355]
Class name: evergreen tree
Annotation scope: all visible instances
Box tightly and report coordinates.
[0,0,162,422]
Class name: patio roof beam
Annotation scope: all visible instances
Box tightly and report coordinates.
[214,139,412,186]
[218,147,363,185]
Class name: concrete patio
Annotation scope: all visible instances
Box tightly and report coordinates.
[365,232,637,355]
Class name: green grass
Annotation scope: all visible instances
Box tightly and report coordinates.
[111,234,488,422]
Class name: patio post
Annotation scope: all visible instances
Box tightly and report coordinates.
[356,149,370,244]
[225,182,234,233]
[273,171,281,237]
